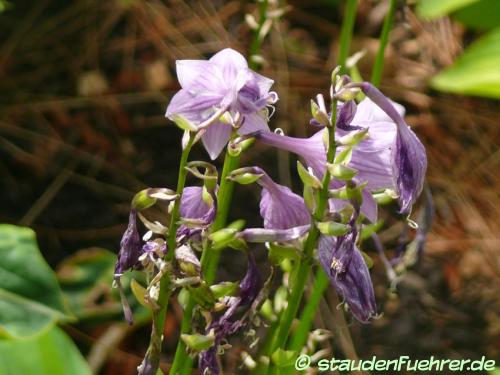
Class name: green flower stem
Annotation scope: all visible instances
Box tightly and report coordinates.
[286,0,359,356]
[169,147,241,375]
[288,269,330,351]
[371,0,397,86]
[267,103,338,374]
[139,134,195,375]
[338,0,358,74]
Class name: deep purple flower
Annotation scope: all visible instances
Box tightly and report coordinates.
[199,253,262,375]
[255,86,427,216]
[318,234,377,323]
[114,209,142,275]
[246,166,311,230]
[166,48,277,160]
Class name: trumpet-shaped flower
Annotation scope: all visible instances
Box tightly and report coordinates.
[166,48,277,160]
[255,85,427,215]
[250,167,311,230]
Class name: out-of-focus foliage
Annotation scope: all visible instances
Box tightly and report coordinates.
[417,0,500,98]
[0,325,91,375]
[0,225,72,338]
[453,0,500,30]
[431,28,500,98]
[57,247,149,322]
[416,0,479,19]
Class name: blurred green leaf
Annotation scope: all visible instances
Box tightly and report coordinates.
[431,27,500,98]
[416,0,479,19]
[453,0,500,30]
[0,326,91,375]
[0,225,71,339]
[56,248,120,320]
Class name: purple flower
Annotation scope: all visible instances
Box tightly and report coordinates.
[254,85,427,215]
[318,234,377,323]
[114,209,142,275]
[248,166,311,230]
[199,252,262,375]
[178,186,217,241]
[347,82,427,214]
[166,48,277,160]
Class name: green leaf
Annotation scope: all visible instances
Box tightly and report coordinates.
[453,0,500,30]
[431,27,500,98]
[0,225,71,339]
[0,325,91,375]
[416,0,480,19]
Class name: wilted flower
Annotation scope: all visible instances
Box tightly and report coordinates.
[114,209,142,276]
[318,234,377,323]
[166,48,278,160]
[199,253,262,375]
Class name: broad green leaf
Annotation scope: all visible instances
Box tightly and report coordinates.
[431,27,500,98]
[0,326,91,375]
[453,0,500,30]
[0,225,71,338]
[416,0,479,19]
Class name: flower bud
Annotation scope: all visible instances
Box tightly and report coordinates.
[337,128,369,147]
[316,221,350,236]
[132,188,178,211]
[209,228,238,250]
[297,161,322,189]
[210,282,239,299]
[310,99,330,127]
[181,331,216,351]
[228,167,264,185]
[327,163,358,180]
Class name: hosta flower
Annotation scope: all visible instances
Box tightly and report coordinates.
[318,234,377,323]
[255,85,427,215]
[318,200,377,323]
[166,48,277,160]
[199,253,262,375]
[250,166,311,230]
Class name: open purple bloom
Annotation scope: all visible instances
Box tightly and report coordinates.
[114,209,142,275]
[199,252,262,375]
[247,166,311,230]
[255,85,427,215]
[166,48,277,160]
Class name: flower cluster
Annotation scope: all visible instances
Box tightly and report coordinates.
[113,48,428,375]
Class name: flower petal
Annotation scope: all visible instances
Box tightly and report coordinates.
[201,122,233,160]
[238,112,270,135]
[176,59,224,93]
[165,89,222,119]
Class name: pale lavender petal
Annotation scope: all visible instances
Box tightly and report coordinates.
[353,97,405,123]
[165,89,222,118]
[176,59,224,93]
[180,186,210,219]
[239,225,310,243]
[318,235,377,323]
[209,48,248,83]
[238,112,270,135]
[202,122,233,160]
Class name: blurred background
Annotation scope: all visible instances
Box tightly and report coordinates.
[0,0,498,374]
